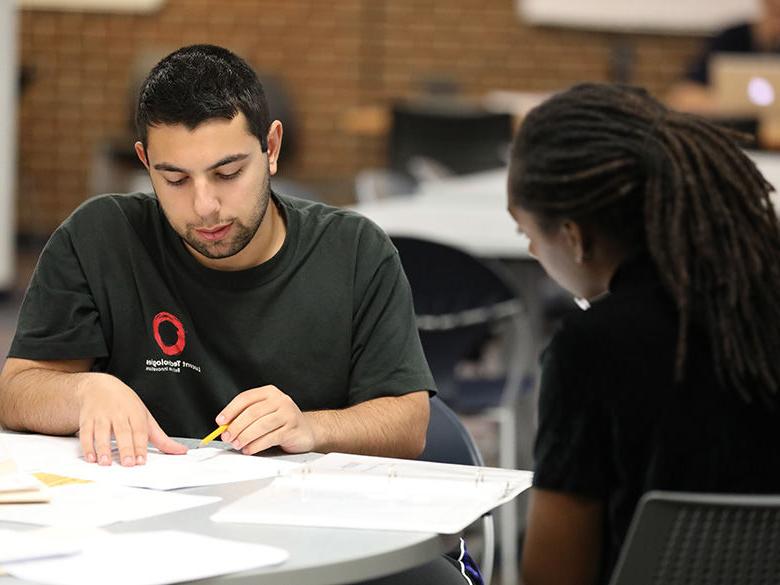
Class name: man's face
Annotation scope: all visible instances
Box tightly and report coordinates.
[136,112,277,269]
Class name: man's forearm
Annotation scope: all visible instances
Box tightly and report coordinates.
[305,391,430,459]
[0,360,92,435]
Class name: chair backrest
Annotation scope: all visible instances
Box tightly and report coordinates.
[610,491,780,585]
[419,396,494,585]
[389,103,513,179]
[392,236,523,407]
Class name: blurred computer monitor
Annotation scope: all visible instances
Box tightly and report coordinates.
[711,53,780,116]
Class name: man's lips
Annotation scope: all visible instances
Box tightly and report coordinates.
[195,222,232,242]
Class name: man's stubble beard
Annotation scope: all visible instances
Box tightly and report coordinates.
[168,172,272,260]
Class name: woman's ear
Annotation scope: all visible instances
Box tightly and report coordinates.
[561,220,592,264]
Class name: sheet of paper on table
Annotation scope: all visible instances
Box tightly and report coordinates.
[3,530,289,585]
[0,480,220,527]
[0,527,83,563]
[1,432,300,490]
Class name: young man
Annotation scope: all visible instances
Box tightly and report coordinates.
[0,45,432,469]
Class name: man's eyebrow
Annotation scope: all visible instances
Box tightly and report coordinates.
[153,153,250,174]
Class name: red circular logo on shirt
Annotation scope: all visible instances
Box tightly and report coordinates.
[152,312,186,356]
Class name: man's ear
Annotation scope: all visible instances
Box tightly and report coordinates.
[134,141,150,170]
[266,120,283,176]
[561,220,592,264]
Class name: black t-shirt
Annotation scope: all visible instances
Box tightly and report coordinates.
[686,22,780,84]
[532,255,780,584]
[9,192,435,438]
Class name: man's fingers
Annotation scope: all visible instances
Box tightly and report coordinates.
[78,419,96,463]
[216,386,274,428]
[112,417,137,467]
[232,412,285,450]
[240,426,288,455]
[128,413,149,465]
[147,416,188,455]
[225,402,278,444]
[93,417,113,466]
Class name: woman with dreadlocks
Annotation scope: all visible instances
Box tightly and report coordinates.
[509,83,780,585]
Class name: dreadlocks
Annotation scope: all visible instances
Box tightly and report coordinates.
[509,82,780,405]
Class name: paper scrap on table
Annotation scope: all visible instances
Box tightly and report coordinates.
[3,530,289,585]
[2,433,300,490]
[0,482,220,527]
[0,528,83,563]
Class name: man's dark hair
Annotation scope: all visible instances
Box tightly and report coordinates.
[509,82,780,406]
[135,44,271,151]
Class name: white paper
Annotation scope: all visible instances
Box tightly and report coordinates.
[2,432,300,490]
[0,528,83,563]
[212,452,533,534]
[0,482,219,527]
[4,530,288,585]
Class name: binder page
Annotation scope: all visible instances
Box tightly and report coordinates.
[212,453,533,534]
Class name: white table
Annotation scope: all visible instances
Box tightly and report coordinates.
[352,169,530,260]
[352,152,780,261]
[0,443,458,585]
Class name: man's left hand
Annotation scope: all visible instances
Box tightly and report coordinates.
[216,385,316,455]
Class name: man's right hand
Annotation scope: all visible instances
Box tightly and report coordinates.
[75,373,187,466]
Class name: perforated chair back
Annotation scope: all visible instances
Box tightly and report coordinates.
[610,491,780,585]
[419,396,494,585]
[391,236,523,408]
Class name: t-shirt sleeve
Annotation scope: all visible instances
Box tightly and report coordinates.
[532,325,608,498]
[8,225,108,361]
[347,225,435,404]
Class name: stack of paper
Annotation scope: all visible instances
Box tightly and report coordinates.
[0,439,49,504]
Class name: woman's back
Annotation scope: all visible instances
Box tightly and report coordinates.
[535,254,780,582]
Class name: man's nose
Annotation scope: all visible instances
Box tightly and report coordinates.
[192,179,220,219]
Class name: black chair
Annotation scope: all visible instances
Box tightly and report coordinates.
[394,236,535,585]
[419,396,495,585]
[610,491,780,585]
[354,102,513,202]
[389,102,513,180]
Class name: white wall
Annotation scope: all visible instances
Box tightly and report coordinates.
[519,0,760,35]
[0,0,17,291]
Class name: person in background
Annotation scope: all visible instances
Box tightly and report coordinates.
[0,44,481,585]
[667,0,780,113]
[508,83,780,585]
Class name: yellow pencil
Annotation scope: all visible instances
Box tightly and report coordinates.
[195,424,229,449]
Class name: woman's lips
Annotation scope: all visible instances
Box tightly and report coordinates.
[196,222,232,242]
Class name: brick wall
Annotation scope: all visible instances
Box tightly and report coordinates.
[17,0,703,236]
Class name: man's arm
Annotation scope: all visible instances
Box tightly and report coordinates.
[0,357,187,465]
[216,387,430,459]
[0,357,91,434]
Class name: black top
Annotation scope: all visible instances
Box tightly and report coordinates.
[9,192,435,438]
[532,255,780,584]
[686,22,780,84]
